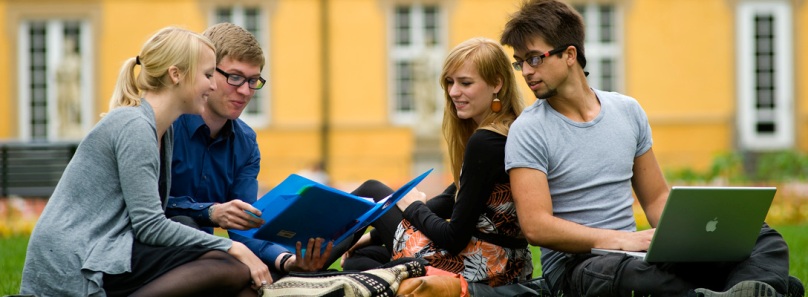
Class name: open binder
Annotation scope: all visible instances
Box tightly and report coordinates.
[231,169,432,252]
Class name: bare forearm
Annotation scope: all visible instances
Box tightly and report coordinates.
[525,214,632,253]
[641,195,667,228]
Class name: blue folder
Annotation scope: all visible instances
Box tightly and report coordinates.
[231,169,432,252]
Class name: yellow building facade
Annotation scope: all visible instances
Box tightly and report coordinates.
[0,0,805,193]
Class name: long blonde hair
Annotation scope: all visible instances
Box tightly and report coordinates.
[440,37,525,186]
[108,26,215,110]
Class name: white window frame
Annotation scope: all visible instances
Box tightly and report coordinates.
[17,19,94,142]
[210,5,270,128]
[575,2,624,92]
[736,1,794,150]
[387,2,446,126]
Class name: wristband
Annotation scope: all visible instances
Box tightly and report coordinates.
[278,253,293,273]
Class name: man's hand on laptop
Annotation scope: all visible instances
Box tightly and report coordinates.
[210,200,265,230]
[609,228,655,251]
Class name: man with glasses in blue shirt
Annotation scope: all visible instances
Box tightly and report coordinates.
[166,22,332,279]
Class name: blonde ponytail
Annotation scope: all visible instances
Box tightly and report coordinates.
[103,26,214,115]
[108,57,142,110]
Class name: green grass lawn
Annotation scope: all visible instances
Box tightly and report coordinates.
[0,234,28,295]
[2,224,807,295]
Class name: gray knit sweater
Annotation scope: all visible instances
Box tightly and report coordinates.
[20,100,232,296]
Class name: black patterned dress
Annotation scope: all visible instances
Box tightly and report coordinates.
[390,130,533,286]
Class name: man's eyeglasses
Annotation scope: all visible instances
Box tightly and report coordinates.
[215,68,266,90]
[511,45,570,71]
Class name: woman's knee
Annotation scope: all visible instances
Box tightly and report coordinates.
[351,180,394,201]
[201,250,251,284]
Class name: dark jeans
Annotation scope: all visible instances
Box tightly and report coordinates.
[559,223,790,297]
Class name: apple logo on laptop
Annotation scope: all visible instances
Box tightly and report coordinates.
[706,217,718,232]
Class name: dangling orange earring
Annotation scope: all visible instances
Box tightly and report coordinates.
[491,94,502,113]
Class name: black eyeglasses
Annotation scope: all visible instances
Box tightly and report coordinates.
[215,68,266,90]
[511,45,570,71]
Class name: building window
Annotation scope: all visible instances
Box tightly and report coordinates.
[18,20,94,141]
[212,5,269,127]
[736,1,793,150]
[389,3,445,126]
[574,3,622,92]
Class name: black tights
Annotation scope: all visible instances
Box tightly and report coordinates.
[332,180,403,271]
[130,250,254,297]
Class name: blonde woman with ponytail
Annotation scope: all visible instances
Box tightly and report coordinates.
[22,26,270,297]
[341,37,532,287]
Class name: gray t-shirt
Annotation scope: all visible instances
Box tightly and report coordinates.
[504,89,653,281]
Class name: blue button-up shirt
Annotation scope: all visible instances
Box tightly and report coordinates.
[167,114,287,265]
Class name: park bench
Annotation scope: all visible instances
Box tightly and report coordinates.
[0,141,78,198]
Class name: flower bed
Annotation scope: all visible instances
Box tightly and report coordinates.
[0,197,46,237]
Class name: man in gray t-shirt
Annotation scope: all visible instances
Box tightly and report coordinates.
[500,1,794,296]
[505,88,656,287]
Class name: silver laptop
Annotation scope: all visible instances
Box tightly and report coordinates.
[591,186,776,262]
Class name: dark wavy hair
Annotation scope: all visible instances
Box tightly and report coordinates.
[500,0,587,68]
